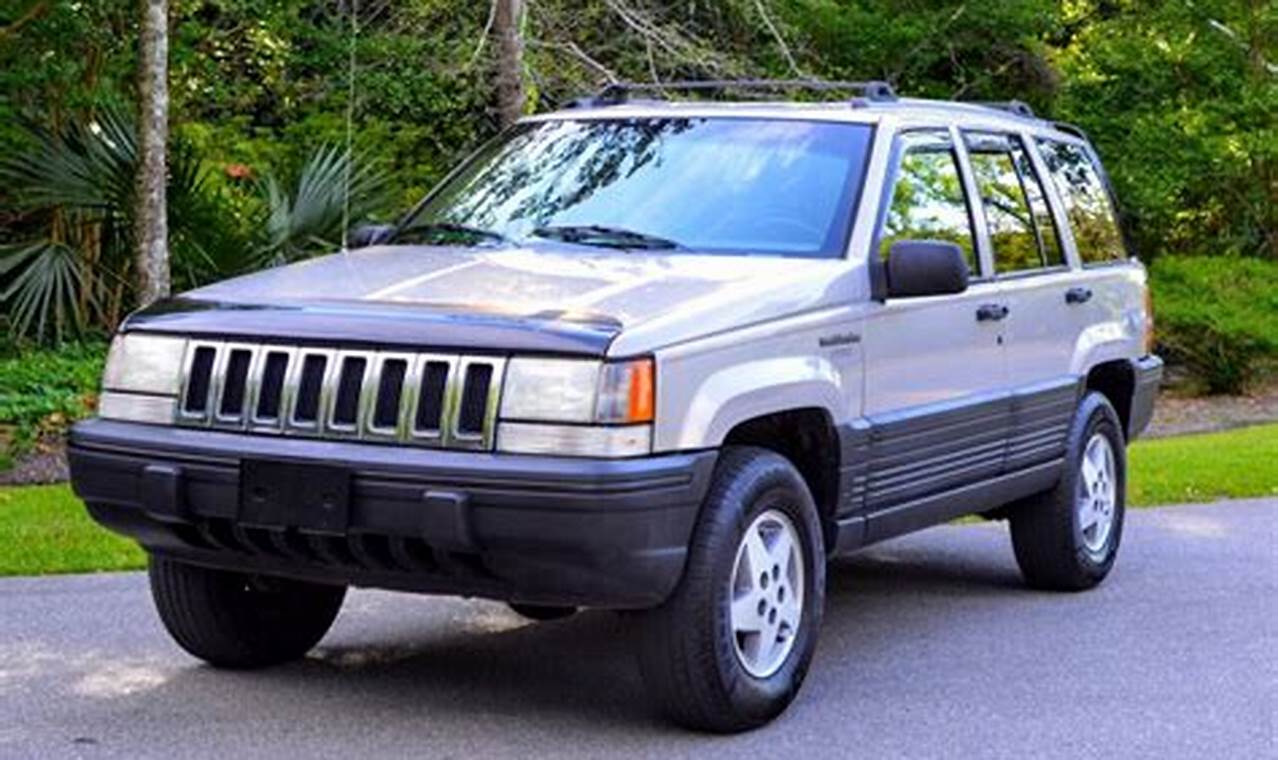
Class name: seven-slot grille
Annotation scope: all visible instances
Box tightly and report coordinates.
[176,341,506,450]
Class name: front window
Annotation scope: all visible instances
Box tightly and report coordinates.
[398,118,874,258]
[879,129,977,272]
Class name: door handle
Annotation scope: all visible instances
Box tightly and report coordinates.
[1065,286,1093,305]
[976,303,1010,322]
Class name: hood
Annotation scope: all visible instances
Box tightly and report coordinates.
[143,244,859,355]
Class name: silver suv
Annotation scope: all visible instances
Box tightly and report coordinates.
[70,81,1162,732]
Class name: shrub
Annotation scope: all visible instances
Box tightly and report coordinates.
[0,341,107,465]
[1150,256,1278,394]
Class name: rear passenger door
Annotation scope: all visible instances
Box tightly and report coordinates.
[962,131,1083,471]
[963,131,1075,387]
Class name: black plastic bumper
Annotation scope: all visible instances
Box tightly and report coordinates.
[1128,355,1164,440]
[68,418,717,609]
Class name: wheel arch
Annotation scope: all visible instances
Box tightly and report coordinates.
[721,407,843,552]
[1083,359,1135,439]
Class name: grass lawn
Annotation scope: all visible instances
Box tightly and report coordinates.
[0,423,1274,576]
[0,484,145,576]
[1127,423,1278,507]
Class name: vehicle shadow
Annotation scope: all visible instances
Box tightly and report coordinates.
[123,529,1028,734]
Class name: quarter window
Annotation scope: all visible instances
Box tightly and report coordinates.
[880,130,976,273]
[964,132,1064,274]
[1036,139,1126,264]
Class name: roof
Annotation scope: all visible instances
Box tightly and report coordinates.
[529,80,1085,141]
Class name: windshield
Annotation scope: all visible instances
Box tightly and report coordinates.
[398,118,874,258]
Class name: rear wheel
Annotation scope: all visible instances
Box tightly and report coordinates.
[149,555,345,669]
[635,446,825,733]
[1009,392,1127,591]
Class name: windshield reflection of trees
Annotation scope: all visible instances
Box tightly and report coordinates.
[436,119,697,232]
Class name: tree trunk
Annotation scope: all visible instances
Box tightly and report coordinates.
[493,0,525,128]
[134,0,170,306]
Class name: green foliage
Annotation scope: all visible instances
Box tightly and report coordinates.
[1050,0,1277,261]
[0,106,389,343]
[0,340,107,460]
[1151,256,1278,393]
[0,106,240,341]
[257,145,390,264]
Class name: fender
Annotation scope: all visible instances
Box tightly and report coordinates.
[661,355,849,451]
[1069,306,1145,377]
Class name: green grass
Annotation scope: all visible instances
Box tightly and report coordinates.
[1127,422,1278,507]
[0,423,1274,576]
[0,484,144,576]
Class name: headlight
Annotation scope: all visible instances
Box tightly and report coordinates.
[102,333,187,395]
[98,333,186,424]
[500,357,654,425]
[497,356,655,457]
[501,358,600,422]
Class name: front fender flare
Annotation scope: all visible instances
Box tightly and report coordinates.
[667,356,846,451]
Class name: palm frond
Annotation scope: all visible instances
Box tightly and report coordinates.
[256,145,390,264]
[0,241,91,343]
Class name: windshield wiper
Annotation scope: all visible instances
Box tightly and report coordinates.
[532,224,683,251]
[393,221,511,246]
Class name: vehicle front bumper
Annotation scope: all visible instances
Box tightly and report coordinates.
[68,418,717,609]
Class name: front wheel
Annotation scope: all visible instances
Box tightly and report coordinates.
[1009,391,1127,591]
[149,556,346,669]
[635,447,825,733]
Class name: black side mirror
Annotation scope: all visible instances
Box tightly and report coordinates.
[347,223,395,249]
[886,240,969,298]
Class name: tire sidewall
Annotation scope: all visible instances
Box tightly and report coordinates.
[1066,394,1127,579]
[708,452,826,720]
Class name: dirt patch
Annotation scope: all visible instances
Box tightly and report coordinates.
[1145,380,1278,438]
[0,438,69,486]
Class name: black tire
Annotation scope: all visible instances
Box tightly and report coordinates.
[1009,391,1127,591]
[507,603,576,621]
[635,446,826,733]
[148,555,346,669]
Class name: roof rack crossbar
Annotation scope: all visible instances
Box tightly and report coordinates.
[1052,121,1089,140]
[569,79,898,108]
[971,100,1037,118]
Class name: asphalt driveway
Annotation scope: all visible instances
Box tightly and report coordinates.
[1,499,1273,759]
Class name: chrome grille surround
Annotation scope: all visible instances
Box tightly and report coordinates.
[176,341,506,450]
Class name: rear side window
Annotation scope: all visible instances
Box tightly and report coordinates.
[964,132,1065,274]
[1036,139,1126,264]
[880,130,977,273]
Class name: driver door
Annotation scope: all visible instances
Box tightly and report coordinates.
[860,128,1010,531]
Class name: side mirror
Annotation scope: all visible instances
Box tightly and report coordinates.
[886,240,969,298]
[347,223,395,249]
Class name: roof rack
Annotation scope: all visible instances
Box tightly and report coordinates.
[971,100,1037,118]
[1052,121,1089,140]
[565,79,898,109]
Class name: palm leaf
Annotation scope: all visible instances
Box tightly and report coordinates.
[0,241,91,343]
[255,145,390,265]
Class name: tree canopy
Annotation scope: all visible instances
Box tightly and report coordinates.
[0,0,1274,342]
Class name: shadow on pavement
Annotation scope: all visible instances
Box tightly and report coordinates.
[110,528,1029,733]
